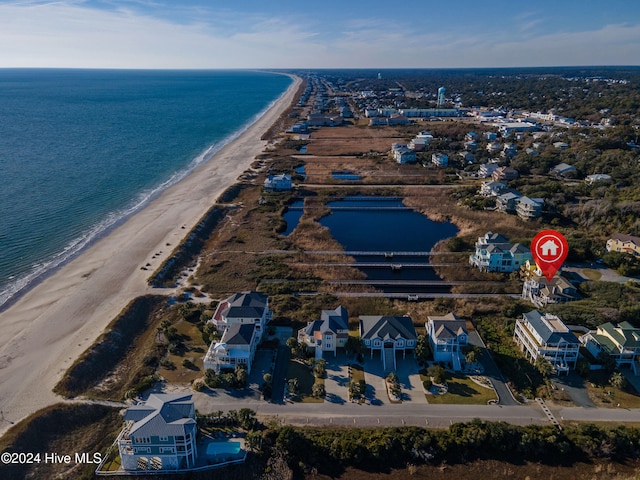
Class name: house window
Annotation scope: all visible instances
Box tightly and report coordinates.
[159,436,168,442]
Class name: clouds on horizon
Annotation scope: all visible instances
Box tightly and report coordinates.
[1,1,639,69]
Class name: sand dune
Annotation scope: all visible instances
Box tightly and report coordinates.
[0,75,301,435]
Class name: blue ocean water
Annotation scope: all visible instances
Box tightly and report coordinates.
[0,69,291,308]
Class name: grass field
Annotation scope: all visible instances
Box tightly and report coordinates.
[287,359,323,403]
[422,372,497,405]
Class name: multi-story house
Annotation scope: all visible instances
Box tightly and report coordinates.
[360,315,417,372]
[264,173,292,191]
[298,305,349,358]
[210,291,271,334]
[469,231,532,273]
[492,166,519,182]
[606,233,640,257]
[580,322,640,374]
[203,322,260,373]
[516,196,544,219]
[479,180,506,197]
[478,163,500,178]
[431,153,449,167]
[522,270,580,307]
[392,143,417,163]
[513,310,579,373]
[206,291,271,374]
[426,313,468,371]
[496,191,521,213]
[117,394,198,471]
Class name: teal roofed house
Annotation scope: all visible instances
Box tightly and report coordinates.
[581,322,640,374]
[117,394,198,471]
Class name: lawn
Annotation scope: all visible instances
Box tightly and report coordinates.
[581,268,603,281]
[585,370,640,408]
[423,372,497,405]
[286,359,323,403]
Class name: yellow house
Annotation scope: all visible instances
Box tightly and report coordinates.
[606,233,640,257]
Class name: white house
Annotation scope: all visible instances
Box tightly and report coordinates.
[426,313,468,371]
[203,323,260,373]
[585,174,612,185]
[392,143,417,164]
[298,306,349,358]
[117,394,198,471]
[264,174,292,191]
[479,180,507,197]
[478,163,500,178]
[210,291,271,334]
[513,310,579,374]
[522,267,580,307]
[469,231,532,273]
[360,316,417,372]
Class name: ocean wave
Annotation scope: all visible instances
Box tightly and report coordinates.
[0,79,290,311]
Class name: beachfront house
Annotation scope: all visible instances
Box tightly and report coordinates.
[580,322,640,374]
[426,313,468,371]
[117,393,198,471]
[513,310,579,374]
[360,315,417,372]
[298,306,349,358]
[522,269,580,307]
[431,153,449,167]
[203,323,260,373]
[469,232,532,273]
[391,143,417,164]
[516,196,544,220]
[209,291,271,334]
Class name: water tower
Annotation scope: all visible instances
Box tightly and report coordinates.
[437,86,446,107]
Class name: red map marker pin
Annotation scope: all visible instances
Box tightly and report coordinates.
[531,230,569,282]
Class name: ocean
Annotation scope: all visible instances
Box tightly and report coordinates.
[0,69,292,309]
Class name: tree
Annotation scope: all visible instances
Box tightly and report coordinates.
[313,359,326,378]
[609,371,626,390]
[465,349,477,365]
[312,383,326,398]
[597,351,617,374]
[535,358,554,378]
[345,336,365,358]
[287,378,299,396]
[235,363,248,387]
[428,365,447,385]
[238,408,257,429]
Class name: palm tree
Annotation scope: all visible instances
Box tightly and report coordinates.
[535,357,554,378]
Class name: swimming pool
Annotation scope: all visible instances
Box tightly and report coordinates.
[206,441,242,456]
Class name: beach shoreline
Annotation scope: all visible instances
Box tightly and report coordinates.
[0,73,301,436]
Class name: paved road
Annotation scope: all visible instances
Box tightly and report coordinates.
[468,331,520,406]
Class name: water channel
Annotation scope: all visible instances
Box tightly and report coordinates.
[283,196,459,293]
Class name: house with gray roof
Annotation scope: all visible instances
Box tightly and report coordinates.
[469,231,532,273]
[298,306,349,358]
[513,310,579,374]
[360,315,417,372]
[580,322,640,374]
[516,196,544,219]
[426,313,468,371]
[522,271,580,307]
[210,291,271,334]
[117,393,198,471]
[203,323,259,373]
[264,173,292,191]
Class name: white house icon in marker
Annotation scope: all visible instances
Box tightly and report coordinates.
[539,239,559,257]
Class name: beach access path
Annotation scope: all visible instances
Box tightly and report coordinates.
[0,75,302,436]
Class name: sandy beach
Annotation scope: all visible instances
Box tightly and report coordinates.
[0,74,301,436]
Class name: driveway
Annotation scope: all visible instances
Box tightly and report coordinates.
[468,331,519,406]
[395,355,428,404]
[551,372,595,408]
[324,352,349,404]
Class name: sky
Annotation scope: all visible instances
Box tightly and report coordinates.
[1,0,639,69]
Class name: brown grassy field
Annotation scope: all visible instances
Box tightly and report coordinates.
[307,460,640,480]
[305,125,410,156]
